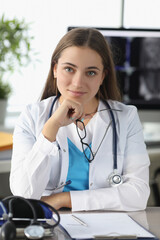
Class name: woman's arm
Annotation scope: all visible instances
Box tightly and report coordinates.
[41,192,72,210]
[10,105,59,199]
[10,98,84,199]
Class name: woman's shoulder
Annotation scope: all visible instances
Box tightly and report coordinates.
[104,100,140,124]
[26,96,56,111]
[107,100,137,111]
[107,100,138,116]
[19,96,57,123]
[16,96,58,131]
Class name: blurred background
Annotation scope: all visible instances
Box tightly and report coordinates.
[0,0,160,206]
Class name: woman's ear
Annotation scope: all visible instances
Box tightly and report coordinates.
[53,64,57,78]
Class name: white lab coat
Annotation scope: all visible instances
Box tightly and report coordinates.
[10,96,150,212]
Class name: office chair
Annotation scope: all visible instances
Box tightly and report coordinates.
[151,167,160,206]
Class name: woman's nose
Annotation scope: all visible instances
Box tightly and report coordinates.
[72,72,84,87]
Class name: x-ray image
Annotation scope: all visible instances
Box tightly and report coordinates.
[107,35,160,107]
[139,38,160,100]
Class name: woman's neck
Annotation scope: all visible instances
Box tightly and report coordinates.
[83,98,99,116]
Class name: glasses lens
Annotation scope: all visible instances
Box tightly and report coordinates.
[76,120,86,140]
[82,142,94,162]
[76,119,94,162]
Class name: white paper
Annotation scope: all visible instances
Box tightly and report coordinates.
[60,212,155,239]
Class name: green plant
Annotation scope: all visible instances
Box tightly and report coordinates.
[0,14,35,99]
[0,80,12,99]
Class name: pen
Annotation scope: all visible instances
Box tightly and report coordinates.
[71,215,88,227]
[54,180,72,190]
[46,180,72,191]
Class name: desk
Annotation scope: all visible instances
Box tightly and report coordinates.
[34,207,160,240]
[129,207,160,239]
[10,207,160,239]
[0,131,12,173]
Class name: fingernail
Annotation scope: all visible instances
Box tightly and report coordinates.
[81,118,84,122]
[70,117,75,121]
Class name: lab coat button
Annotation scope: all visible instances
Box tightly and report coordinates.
[63,149,66,152]
[90,183,93,186]
[61,182,64,185]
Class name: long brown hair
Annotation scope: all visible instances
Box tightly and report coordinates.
[41,28,121,101]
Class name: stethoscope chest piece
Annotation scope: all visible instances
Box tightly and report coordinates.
[108,170,123,187]
[24,225,44,239]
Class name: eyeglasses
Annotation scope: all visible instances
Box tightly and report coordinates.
[76,119,94,163]
[84,108,122,118]
[75,107,122,163]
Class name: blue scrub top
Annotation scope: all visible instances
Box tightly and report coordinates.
[63,138,91,191]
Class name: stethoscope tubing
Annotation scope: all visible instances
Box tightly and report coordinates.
[103,100,117,170]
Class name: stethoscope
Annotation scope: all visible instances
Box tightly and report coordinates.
[0,196,60,240]
[49,96,123,187]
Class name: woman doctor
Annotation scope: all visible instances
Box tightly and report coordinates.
[10,28,150,212]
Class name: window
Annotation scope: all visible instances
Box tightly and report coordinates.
[1,0,122,113]
[123,0,160,29]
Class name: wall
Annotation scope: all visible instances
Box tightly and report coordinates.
[1,0,122,111]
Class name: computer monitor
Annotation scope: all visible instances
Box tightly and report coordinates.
[68,27,160,123]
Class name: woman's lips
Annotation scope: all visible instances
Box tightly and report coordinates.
[68,89,86,97]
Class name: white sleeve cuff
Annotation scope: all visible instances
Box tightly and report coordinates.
[70,190,88,212]
[37,132,59,155]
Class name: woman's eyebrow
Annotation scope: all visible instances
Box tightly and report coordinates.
[62,62,77,67]
[87,66,100,71]
[62,62,100,71]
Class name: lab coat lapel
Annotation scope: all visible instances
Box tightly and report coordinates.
[57,126,68,153]
[92,108,112,155]
[56,127,69,181]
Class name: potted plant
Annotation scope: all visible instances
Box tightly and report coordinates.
[0,15,35,124]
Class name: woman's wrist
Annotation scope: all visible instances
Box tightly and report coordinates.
[41,192,72,210]
[42,117,60,142]
[62,192,72,209]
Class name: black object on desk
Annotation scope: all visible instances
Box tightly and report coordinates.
[151,168,160,206]
[0,196,60,240]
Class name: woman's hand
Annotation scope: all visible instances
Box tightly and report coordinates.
[42,98,84,142]
[52,98,84,127]
[41,192,72,210]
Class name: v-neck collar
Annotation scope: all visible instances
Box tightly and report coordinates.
[67,138,91,154]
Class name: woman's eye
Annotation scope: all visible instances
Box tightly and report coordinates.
[87,71,96,76]
[65,67,73,73]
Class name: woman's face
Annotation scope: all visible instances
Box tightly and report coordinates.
[53,46,105,106]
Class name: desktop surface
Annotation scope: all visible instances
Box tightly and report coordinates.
[52,207,160,239]
[27,207,160,239]
[1,207,160,239]
[128,207,160,239]
[56,207,160,240]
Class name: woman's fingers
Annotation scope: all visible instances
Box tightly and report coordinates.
[52,99,84,126]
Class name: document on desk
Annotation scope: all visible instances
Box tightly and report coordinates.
[59,212,156,239]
